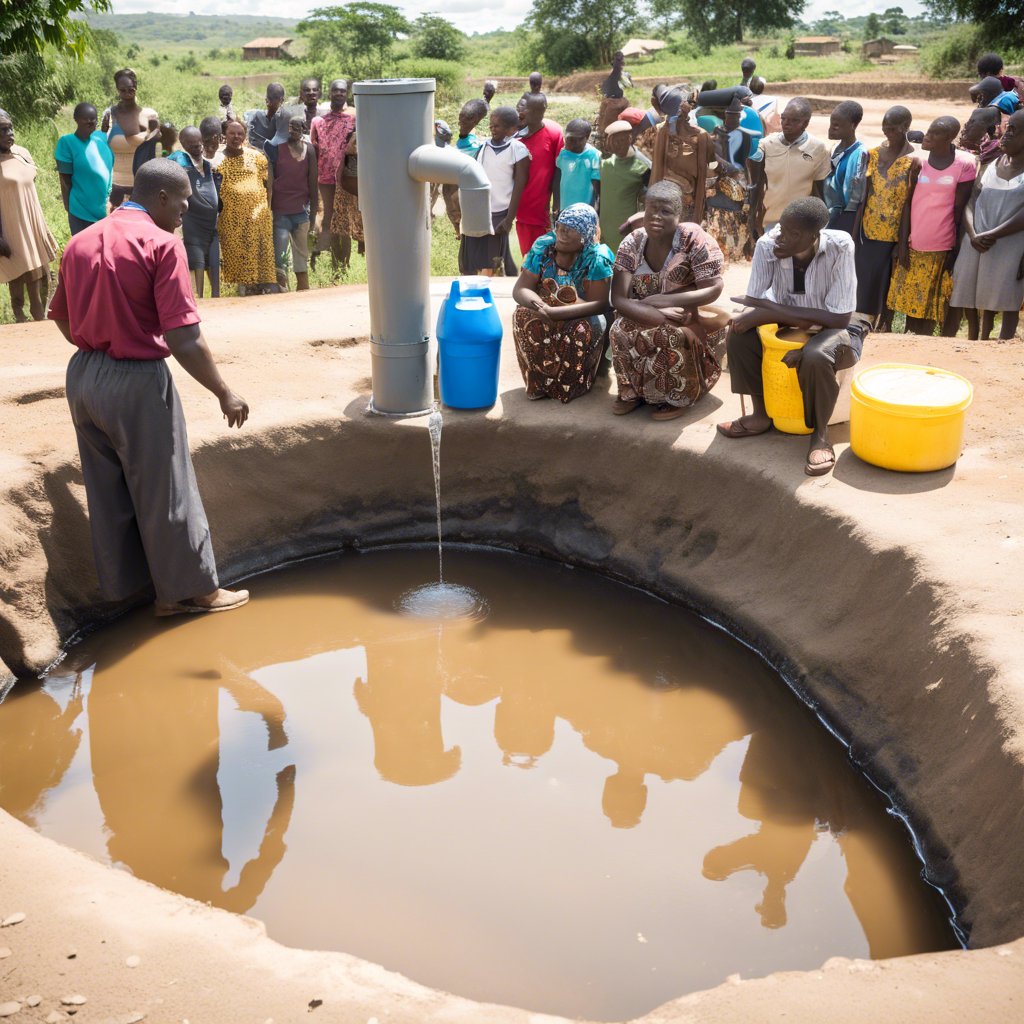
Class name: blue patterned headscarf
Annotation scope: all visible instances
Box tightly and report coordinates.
[556,203,598,246]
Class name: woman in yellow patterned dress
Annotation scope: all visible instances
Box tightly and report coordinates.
[851,106,919,329]
[218,120,277,294]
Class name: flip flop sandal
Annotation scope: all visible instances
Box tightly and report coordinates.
[716,419,772,438]
[804,445,836,477]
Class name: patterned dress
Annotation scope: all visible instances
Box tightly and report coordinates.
[331,141,363,244]
[218,147,276,287]
[610,224,725,409]
[512,234,614,402]
[855,148,915,316]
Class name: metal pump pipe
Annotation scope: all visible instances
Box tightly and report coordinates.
[352,78,492,416]
[408,144,493,239]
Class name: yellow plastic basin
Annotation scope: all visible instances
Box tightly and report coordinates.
[850,362,973,473]
[758,324,814,435]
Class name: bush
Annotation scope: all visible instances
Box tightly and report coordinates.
[670,35,703,63]
[392,58,464,102]
[921,24,986,79]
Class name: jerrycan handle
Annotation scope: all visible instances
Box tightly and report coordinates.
[449,280,461,302]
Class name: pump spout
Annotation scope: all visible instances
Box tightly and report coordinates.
[408,145,493,237]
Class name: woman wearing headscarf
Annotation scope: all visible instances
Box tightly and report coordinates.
[0,109,57,321]
[649,88,713,223]
[511,204,614,402]
[100,68,160,208]
[610,181,726,420]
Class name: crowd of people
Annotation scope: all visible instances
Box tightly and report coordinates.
[496,49,1022,479]
[22,49,1023,625]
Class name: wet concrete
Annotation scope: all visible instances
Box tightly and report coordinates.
[0,548,953,1021]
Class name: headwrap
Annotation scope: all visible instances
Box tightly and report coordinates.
[620,106,646,126]
[655,86,685,119]
[556,203,598,246]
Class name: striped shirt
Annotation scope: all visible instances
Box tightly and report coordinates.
[746,227,856,314]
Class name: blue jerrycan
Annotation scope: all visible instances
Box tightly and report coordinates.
[436,278,503,409]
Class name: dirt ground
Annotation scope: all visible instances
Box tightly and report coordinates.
[1,268,1024,1020]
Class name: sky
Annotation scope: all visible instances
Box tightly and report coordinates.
[108,1,929,39]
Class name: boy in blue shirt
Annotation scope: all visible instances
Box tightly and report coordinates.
[555,118,601,215]
[54,103,114,234]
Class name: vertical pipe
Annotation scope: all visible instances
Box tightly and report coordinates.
[352,79,435,415]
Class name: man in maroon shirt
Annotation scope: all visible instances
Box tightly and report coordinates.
[48,159,251,617]
[516,93,564,256]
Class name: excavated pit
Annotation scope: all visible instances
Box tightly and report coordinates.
[0,282,1022,1021]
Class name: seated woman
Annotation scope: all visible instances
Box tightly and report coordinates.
[609,181,726,421]
[511,204,614,402]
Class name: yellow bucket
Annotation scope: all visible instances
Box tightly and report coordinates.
[758,324,814,435]
[850,363,973,472]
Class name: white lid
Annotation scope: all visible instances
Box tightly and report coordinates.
[856,365,972,409]
[352,79,435,95]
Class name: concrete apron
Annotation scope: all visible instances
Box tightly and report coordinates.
[1,280,1023,1020]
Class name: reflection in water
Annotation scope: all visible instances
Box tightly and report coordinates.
[0,548,955,1022]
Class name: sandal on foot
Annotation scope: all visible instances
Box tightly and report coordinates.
[651,403,689,421]
[717,418,772,438]
[804,445,836,477]
[156,588,250,617]
[612,397,642,415]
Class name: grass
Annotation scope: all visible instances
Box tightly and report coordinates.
[0,81,552,324]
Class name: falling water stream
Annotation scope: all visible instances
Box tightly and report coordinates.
[397,408,487,620]
[429,408,444,581]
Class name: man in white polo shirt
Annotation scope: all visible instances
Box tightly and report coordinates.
[749,97,830,234]
[717,197,871,477]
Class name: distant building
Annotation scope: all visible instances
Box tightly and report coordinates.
[620,38,668,61]
[862,37,895,60]
[793,36,843,57]
[893,44,920,59]
[242,37,293,61]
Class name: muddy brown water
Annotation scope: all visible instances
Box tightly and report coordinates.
[0,547,954,1021]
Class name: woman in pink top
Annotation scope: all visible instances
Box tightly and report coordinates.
[887,116,976,335]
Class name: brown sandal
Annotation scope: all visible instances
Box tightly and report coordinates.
[716,419,772,438]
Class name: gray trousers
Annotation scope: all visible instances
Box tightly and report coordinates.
[65,349,219,604]
[728,319,868,432]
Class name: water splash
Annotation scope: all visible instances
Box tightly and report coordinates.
[396,582,489,621]
[428,408,443,582]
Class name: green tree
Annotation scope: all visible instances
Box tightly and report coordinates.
[0,0,111,59]
[863,12,882,38]
[814,10,846,35]
[926,0,1023,46]
[524,0,633,72]
[650,0,806,52]
[412,14,466,62]
[298,3,410,78]
[882,6,908,34]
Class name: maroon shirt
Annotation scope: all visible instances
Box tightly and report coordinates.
[48,207,199,360]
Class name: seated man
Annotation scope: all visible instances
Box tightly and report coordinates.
[717,196,871,477]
